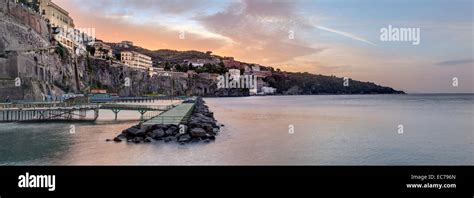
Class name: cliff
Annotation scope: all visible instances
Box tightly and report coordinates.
[0,0,220,101]
[0,1,403,102]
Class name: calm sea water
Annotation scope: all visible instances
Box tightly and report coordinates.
[0,94,472,165]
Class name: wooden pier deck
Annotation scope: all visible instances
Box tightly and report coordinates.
[141,103,195,126]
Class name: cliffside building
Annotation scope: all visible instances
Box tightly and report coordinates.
[118,41,133,48]
[121,51,152,70]
[39,0,74,29]
[91,40,113,59]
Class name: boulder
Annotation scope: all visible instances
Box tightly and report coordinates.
[200,123,214,134]
[164,136,176,143]
[117,133,127,139]
[210,128,220,135]
[190,128,207,138]
[203,112,214,117]
[133,137,143,144]
[144,137,153,143]
[126,127,146,137]
[151,129,165,140]
[178,134,191,143]
[165,125,178,136]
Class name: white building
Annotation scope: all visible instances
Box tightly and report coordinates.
[39,0,74,29]
[118,41,133,48]
[121,51,152,70]
[261,86,277,95]
[252,65,261,72]
[92,40,113,59]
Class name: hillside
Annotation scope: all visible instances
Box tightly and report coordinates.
[107,42,404,95]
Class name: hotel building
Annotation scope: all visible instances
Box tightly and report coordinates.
[92,40,113,59]
[39,0,74,29]
[121,51,153,70]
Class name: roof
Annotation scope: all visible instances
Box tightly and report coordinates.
[48,1,69,16]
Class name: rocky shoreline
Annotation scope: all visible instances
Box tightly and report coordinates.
[109,97,222,144]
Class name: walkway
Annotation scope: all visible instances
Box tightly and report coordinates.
[141,103,195,126]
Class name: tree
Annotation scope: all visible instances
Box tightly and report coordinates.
[19,0,40,12]
[86,46,96,56]
[164,62,171,71]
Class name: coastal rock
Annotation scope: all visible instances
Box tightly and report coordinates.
[211,128,220,135]
[144,137,153,143]
[126,127,146,137]
[165,125,178,136]
[133,137,144,144]
[151,129,166,140]
[178,134,191,143]
[190,128,207,138]
[164,136,176,143]
[201,123,214,134]
[207,135,216,141]
[117,133,127,140]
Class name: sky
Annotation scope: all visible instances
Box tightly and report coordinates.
[55,0,473,93]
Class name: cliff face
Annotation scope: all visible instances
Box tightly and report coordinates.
[82,58,217,97]
[0,1,216,101]
[0,0,59,101]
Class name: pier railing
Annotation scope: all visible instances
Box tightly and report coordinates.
[141,116,187,125]
[0,97,187,122]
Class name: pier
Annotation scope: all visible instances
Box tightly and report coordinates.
[0,105,99,122]
[0,97,183,122]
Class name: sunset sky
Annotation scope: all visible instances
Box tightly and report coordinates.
[55,0,473,93]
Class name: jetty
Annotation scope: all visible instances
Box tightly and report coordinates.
[0,96,184,122]
[141,102,195,126]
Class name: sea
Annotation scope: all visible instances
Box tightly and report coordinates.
[0,94,472,165]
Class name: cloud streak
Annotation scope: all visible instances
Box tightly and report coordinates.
[435,58,473,66]
[316,25,377,46]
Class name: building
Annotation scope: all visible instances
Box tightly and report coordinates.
[38,0,92,55]
[92,40,113,59]
[223,58,242,69]
[252,65,261,72]
[152,71,188,78]
[90,89,107,94]
[185,58,219,67]
[39,0,74,29]
[190,62,204,67]
[254,70,272,78]
[210,74,220,81]
[198,73,211,80]
[121,51,152,70]
[118,41,133,48]
[261,87,277,95]
[187,70,198,78]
